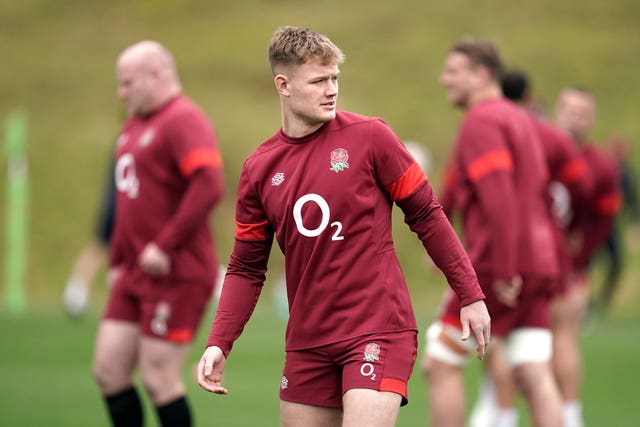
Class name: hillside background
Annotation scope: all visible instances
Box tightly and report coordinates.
[1,0,639,313]
[0,1,639,425]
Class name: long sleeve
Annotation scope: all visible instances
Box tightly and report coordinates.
[155,166,223,252]
[394,177,485,306]
[205,164,273,356]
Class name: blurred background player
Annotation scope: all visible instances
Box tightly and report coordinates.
[62,157,115,317]
[92,40,224,427]
[198,26,490,427]
[422,41,563,427]
[551,87,621,427]
[592,132,639,313]
[467,69,593,427]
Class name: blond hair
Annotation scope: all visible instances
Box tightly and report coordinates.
[268,26,345,74]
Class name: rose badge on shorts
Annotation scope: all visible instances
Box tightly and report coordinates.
[151,301,171,336]
[363,343,381,362]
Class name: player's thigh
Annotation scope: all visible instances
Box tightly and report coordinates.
[280,400,342,427]
[551,285,588,329]
[342,388,401,427]
[139,336,191,381]
[93,319,140,388]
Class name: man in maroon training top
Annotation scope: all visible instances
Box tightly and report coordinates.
[464,70,595,427]
[92,40,224,427]
[421,41,563,427]
[197,26,490,427]
[552,87,621,427]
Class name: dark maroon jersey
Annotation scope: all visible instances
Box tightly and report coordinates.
[110,95,224,283]
[531,116,592,201]
[445,98,558,280]
[208,111,483,355]
[570,143,622,271]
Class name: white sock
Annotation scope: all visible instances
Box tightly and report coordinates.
[495,407,518,427]
[563,400,584,427]
[468,375,497,427]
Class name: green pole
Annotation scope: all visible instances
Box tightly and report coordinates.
[3,110,28,315]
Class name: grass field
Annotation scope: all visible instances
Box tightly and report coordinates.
[1,296,638,426]
[1,1,639,426]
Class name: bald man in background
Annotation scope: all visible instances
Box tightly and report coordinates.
[92,40,224,427]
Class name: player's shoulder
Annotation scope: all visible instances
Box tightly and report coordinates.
[160,95,209,123]
[330,112,397,145]
[587,143,618,172]
[335,110,381,124]
[244,131,285,166]
[532,116,571,143]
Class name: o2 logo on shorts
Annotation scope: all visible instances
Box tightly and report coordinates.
[360,342,380,381]
[292,193,344,241]
[360,363,376,381]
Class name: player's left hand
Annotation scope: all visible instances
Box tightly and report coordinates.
[460,299,491,360]
[139,242,171,276]
[197,346,228,394]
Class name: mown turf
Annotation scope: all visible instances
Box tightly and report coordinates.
[1,302,638,426]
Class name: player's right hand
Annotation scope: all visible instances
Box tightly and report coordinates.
[197,346,228,394]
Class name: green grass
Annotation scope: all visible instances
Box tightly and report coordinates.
[0,0,639,308]
[1,1,639,425]
[1,300,639,426]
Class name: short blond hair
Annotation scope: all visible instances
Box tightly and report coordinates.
[268,26,345,74]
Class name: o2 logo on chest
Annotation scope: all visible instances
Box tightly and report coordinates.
[292,193,344,241]
[115,153,140,199]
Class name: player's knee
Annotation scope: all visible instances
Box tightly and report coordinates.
[140,365,184,403]
[93,357,127,393]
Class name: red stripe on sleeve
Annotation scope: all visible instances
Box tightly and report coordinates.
[386,162,426,201]
[595,192,622,215]
[179,147,223,176]
[443,167,457,190]
[559,158,588,183]
[235,220,269,240]
[467,149,513,182]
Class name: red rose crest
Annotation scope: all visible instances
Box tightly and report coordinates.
[329,148,350,173]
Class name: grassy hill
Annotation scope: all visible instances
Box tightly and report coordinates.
[0,1,639,426]
[1,0,639,314]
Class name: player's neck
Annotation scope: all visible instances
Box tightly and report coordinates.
[281,113,326,138]
[150,86,182,114]
[467,85,501,108]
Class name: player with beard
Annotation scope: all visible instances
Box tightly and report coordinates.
[421,40,563,427]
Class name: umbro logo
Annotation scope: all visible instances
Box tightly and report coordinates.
[271,172,285,186]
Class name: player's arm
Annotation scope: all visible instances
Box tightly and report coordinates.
[459,118,519,282]
[393,175,491,359]
[199,164,274,392]
[438,160,457,220]
[153,111,224,257]
[372,119,483,303]
[572,161,622,270]
[552,128,593,206]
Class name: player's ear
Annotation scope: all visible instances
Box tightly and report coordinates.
[274,74,290,96]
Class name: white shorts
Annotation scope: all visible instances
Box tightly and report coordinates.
[425,322,551,368]
[503,327,552,367]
